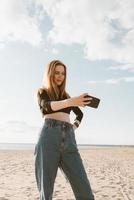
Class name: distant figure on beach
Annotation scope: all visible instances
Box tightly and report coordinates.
[34,60,95,200]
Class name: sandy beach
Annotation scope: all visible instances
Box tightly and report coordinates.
[0,147,134,200]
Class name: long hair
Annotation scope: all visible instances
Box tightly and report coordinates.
[41,60,70,100]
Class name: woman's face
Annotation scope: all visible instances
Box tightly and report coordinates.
[54,65,65,86]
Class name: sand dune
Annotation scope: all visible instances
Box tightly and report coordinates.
[0,147,134,200]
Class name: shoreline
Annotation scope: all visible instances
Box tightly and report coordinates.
[0,142,133,150]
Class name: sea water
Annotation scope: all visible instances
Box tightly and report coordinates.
[0,143,133,150]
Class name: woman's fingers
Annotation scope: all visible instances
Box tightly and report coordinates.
[83,96,93,102]
[74,93,93,107]
[83,94,93,107]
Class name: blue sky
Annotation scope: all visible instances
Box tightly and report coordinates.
[0,0,134,145]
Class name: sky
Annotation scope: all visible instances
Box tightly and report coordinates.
[0,0,134,145]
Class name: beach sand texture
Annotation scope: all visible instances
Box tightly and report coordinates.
[0,147,134,200]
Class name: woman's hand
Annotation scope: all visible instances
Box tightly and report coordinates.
[67,93,93,107]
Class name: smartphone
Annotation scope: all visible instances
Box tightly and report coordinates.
[84,94,100,108]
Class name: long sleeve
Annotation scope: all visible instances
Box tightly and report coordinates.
[37,89,70,116]
[37,89,54,116]
[72,106,83,128]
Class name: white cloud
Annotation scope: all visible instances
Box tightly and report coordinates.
[1,0,134,71]
[52,47,59,54]
[87,76,134,85]
[0,0,43,46]
[123,77,134,82]
[105,79,120,84]
[109,63,134,72]
[36,0,134,70]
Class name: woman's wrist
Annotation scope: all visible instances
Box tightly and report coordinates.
[74,119,80,126]
[66,97,77,107]
[73,120,80,130]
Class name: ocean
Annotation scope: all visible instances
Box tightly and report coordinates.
[0,143,133,150]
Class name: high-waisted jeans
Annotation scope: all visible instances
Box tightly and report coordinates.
[34,118,95,200]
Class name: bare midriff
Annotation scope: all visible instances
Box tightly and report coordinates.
[44,112,71,124]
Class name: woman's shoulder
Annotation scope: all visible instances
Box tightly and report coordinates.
[37,87,48,97]
[66,92,71,98]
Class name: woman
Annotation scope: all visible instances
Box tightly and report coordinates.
[34,60,95,200]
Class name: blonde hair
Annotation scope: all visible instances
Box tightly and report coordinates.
[40,60,70,100]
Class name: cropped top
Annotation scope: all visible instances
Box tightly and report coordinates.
[37,88,83,127]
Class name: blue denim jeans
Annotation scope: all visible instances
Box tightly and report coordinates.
[34,118,95,200]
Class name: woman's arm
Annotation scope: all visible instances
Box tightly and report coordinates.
[37,88,92,114]
[38,89,72,113]
[40,98,69,112]
[51,94,92,110]
[50,99,70,111]
[72,106,83,130]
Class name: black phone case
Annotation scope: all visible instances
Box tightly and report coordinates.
[84,95,100,108]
